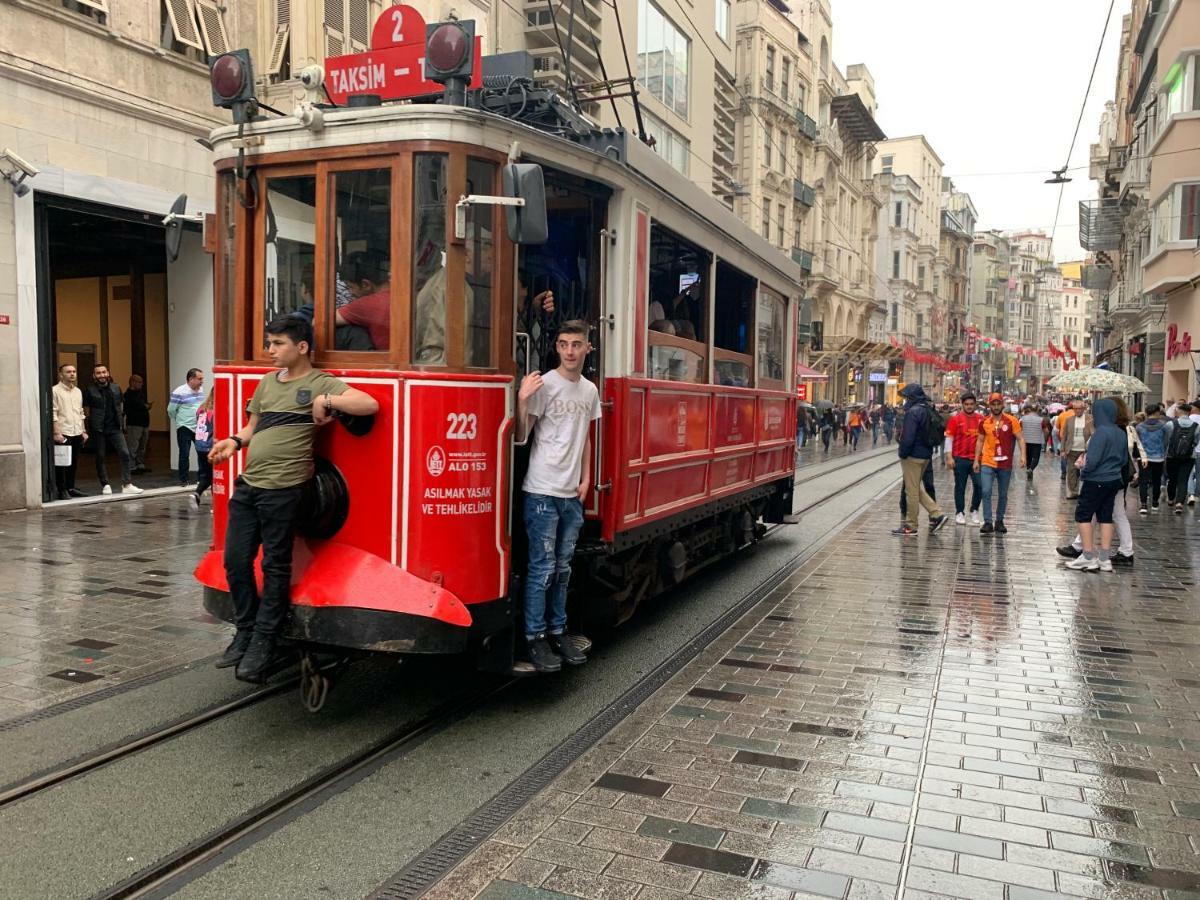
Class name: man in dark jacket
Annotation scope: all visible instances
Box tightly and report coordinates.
[82,364,142,496]
[894,383,947,535]
[1065,397,1125,572]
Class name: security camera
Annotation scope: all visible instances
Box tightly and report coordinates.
[298,65,324,90]
[0,148,39,178]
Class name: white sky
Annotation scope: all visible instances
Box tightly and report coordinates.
[831,0,1124,261]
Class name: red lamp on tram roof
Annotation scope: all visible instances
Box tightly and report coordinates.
[209,50,257,121]
[424,20,475,105]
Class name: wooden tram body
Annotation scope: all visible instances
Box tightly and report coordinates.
[193,85,804,673]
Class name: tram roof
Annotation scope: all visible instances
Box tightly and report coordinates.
[209,103,809,294]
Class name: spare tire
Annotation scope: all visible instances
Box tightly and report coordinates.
[294,456,350,539]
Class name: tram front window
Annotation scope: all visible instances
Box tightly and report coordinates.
[331,168,392,351]
[412,153,449,364]
[263,175,316,333]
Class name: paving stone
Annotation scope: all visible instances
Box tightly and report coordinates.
[427,467,1200,899]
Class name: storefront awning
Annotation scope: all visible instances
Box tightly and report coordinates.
[795,363,829,380]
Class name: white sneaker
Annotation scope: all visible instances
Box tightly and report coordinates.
[1066,555,1099,571]
[101,484,112,495]
[189,493,200,511]
[122,484,144,495]
[955,513,966,526]
[971,511,981,525]
[1189,495,1197,506]
[1098,559,1114,573]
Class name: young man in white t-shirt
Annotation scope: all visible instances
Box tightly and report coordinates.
[517,319,602,673]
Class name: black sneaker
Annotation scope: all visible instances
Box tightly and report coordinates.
[891,524,918,536]
[526,635,562,673]
[549,633,587,666]
[1055,545,1082,558]
[67,488,86,498]
[980,522,994,534]
[928,514,949,533]
[994,520,1008,534]
[216,630,253,669]
[235,633,277,684]
[1111,553,1135,566]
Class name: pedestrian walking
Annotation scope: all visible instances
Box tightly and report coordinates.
[168,368,205,486]
[82,364,143,496]
[974,393,1025,534]
[883,405,896,443]
[1134,407,1167,513]
[51,363,87,499]
[892,383,948,536]
[1019,404,1046,483]
[870,405,882,446]
[1064,398,1127,573]
[944,393,983,525]
[819,409,834,453]
[191,391,214,511]
[209,315,379,682]
[1058,398,1092,499]
[848,407,864,450]
[124,374,153,474]
[796,407,809,449]
[1163,403,1199,513]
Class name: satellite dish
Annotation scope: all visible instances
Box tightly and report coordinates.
[164,193,187,262]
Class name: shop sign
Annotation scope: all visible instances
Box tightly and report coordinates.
[868,371,887,383]
[796,383,808,401]
[1167,323,1193,359]
[1152,361,1164,375]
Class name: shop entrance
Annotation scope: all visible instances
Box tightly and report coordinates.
[36,196,204,503]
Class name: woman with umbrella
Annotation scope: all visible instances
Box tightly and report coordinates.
[816,400,835,453]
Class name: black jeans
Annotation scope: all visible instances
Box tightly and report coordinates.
[1166,458,1194,505]
[224,478,304,637]
[54,434,84,493]
[195,444,213,497]
[1025,443,1042,471]
[952,456,981,514]
[1138,460,1164,507]
[176,427,195,484]
[93,429,132,487]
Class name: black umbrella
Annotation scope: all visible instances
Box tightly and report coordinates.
[815,399,834,410]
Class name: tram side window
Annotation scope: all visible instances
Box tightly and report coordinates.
[263,175,316,341]
[647,222,709,383]
[412,154,449,365]
[713,260,756,386]
[465,158,498,367]
[331,168,392,352]
[757,288,786,388]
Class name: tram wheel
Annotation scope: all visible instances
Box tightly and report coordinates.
[299,653,332,713]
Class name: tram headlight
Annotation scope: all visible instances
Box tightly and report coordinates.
[423,21,475,83]
[209,50,257,112]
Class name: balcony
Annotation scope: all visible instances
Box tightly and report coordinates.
[796,110,817,141]
[793,179,815,207]
[859,178,878,203]
[1118,145,1149,202]
[1105,145,1128,183]
[1078,198,1123,251]
[816,122,843,160]
[1080,264,1113,290]
[791,247,813,273]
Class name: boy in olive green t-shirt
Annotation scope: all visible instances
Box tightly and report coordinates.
[208,315,380,683]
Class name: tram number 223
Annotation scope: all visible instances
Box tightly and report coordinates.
[445,412,478,441]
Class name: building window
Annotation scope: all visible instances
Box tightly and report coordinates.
[881,155,893,174]
[62,0,107,23]
[917,312,924,337]
[892,250,900,279]
[643,112,690,175]
[890,302,898,331]
[893,201,902,227]
[637,0,691,118]
[917,264,925,289]
[161,0,204,58]
[777,202,785,246]
[762,205,771,238]
[764,124,772,168]
[781,58,790,101]
[779,132,788,172]
[1152,182,1200,250]
[715,0,730,43]
[765,45,776,93]
[797,82,806,113]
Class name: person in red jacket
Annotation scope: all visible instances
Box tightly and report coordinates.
[944,393,984,526]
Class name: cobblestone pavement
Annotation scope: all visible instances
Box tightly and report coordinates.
[429,459,1200,900]
[0,497,224,720]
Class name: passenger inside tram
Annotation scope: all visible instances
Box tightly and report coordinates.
[647,223,709,383]
[335,250,391,350]
[412,225,492,365]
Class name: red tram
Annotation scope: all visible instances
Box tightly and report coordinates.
[192,8,804,701]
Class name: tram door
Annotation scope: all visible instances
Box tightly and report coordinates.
[512,171,611,540]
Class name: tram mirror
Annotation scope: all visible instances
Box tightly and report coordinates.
[164,194,187,262]
[503,163,548,245]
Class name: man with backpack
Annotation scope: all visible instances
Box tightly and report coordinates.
[892,383,948,535]
[1163,402,1199,513]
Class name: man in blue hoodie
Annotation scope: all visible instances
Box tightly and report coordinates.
[1065,397,1126,573]
[893,383,948,536]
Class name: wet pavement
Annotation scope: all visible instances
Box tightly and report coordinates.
[428,458,1200,900]
[0,497,223,720]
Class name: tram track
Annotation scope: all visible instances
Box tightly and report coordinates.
[0,450,900,900]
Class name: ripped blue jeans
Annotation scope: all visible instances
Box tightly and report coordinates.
[523,492,584,639]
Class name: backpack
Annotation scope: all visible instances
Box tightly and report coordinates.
[1167,422,1198,460]
[922,402,947,447]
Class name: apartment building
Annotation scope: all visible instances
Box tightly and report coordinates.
[0,0,261,509]
[938,180,976,386]
[969,230,1017,393]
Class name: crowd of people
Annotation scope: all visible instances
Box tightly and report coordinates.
[884,381,1200,572]
[796,402,903,453]
[50,362,215,510]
